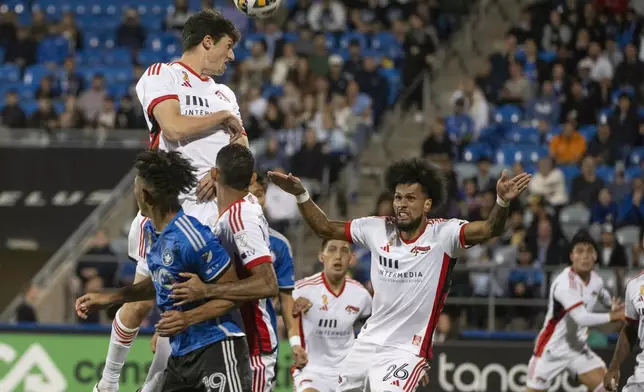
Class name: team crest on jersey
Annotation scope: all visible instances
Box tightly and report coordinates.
[216,90,231,103]
[181,71,192,88]
[235,233,249,248]
[320,294,328,311]
[345,305,360,314]
[162,248,174,266]
[412,335,422,346]
[410,245,431,255]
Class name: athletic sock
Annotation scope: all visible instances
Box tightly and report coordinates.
[99,308,140,390]
[140,336,172,392]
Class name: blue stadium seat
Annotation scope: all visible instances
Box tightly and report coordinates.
[339,31,367,50]
[523,164,537,174]
[598,107,613,123]
[37,36,70,64]
[579,124,597,141]
[494,104,522,129]
[282,32,299,43]
[629,146,644,165]
[626,166,643,181]
[559,164,580,184]
[639,107,644,119]
[21,100,39,116]
[17,84,36,100]
[0,64,21,83]
[496,144,546,165]
[462,142,492,162]
[101,48,133,66]
[136,49,167,66]
[324,32,337,50]
[596,165,615,183]
[23,64,51,87]
[506,126,540,144]
[379,68,401,105]
[262,84,284,98]
[477,125,501,147]
[146,31,181,52]
[371,32,396,52]
[240,32,264,51]
[538,51,557,63]
[103,66,133,84]
[234,47,250,62]
[107,82,130,99]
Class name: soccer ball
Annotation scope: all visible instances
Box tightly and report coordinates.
[234,0,281,18]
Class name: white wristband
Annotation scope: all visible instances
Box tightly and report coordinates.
[289,336,302,347]
[496,195,510,208]
[295,191,310,204]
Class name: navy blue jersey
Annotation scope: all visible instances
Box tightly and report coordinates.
[267,228,295,336]
[144,209,244,356]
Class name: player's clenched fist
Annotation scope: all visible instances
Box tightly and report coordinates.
[267,171,306,196]
[292,345,308,369]
[292,297,313,316]
[603,367,620,391]
[75,292,112,319]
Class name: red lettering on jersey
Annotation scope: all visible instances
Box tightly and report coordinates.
[410,245,431,255]
[345,305,360,314]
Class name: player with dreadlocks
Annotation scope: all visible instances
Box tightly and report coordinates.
[75,150,252,392]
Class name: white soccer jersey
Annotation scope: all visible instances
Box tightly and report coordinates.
[135,61,242,202]
[345,217,468,360]
[292,272,372,375]
[624,271,644,383]
[533,267,608,357]
[215,193,276,356]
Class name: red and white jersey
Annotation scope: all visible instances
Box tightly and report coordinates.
[533,267,607,357]
[345,216,468,360]
[292,272,372,375]
[135,61,242,202]
[215,193,276,356]
[624,271,644,381]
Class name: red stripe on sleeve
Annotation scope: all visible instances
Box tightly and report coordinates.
[147,94,179,117]
[458,223,467,248]
[245,255,272,271]
[344,221,353,243]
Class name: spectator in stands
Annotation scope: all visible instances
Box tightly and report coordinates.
[76,229,119,289]
[451,78,489,135]
[489,33,516,88]
[1,90,27,128]
[584,41,614,82]
[598,224,628,267]
[587,123,619,165]
[402,13,437,114]
[577,59,601,104]
[307,0,347,33]
[166,0,194,31]
[257,137,289,173]
[116,95,146,129]
[581,3,605,43]
[500,62,534,105]
[476,157,494,191]
[0,11,17,48]
[78,74,107,123]
[309,34,331,77]
[29,9,50,41]
[356,55,388,126]
[549,120,586,165]
[433,314,458,342]
[422,118,453,160]
[289,56,317,96]
[475,58,499,104]
[542,10,573,52]
[507,8,535,44]
[529,157,569,207]
[617,177,644,226]
[264,167,299,233]
[460,178,483,220]
[59,56,84,97]
[520,38,548,85]
[500,209,527,246]
[528,218,565,266]
[346,80,373,127]
[28,98,59,133]
[614,43,643,89]
[508,244,544,324]
[526,80,561,125]
[290,128,327,201]
[116,9,146,51]
[16,284,40,323]
[591,187,619,224]
[57,11,83,51]
[571,156,604,208]
[572,28,591,66]
[445,98,474,147]
[604,38,624,69]
[278,81,302,117]
[35,75,59,100]
[609,93,641,146]
[245,40,272,87]
[290,24,314,57]
[94,96,117,131]
[535,119,551,144]
[4,27,38,68]
[609,163,631,202]
[296,93,317,125]
[262,98,286,131]
[560,79,595,125]
[328,55,349,96]
[58,96,86,129]
[551,62,568,101]
[343,40,363,78]
[271,43,298,85]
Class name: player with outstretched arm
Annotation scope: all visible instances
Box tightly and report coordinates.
[76,150,252,392]
[267,158,531,391]
[94,9,250,392]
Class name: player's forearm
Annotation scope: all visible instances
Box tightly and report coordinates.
[484,203,510,239]
[205,268,278,301]
[568,306,611,327]
[162,111,230,141]
[296,198,346,240]
[108,278,156,303]
[185,299,237,326]
[280,292,299,338]
[608,323,637,371]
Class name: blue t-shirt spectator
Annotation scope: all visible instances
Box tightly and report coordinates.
[617,191,644,226]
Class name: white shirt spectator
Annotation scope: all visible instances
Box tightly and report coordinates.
[579,56,613,82]
[450,88,489,136]
[529,167,569,206]
[265,183,299,222]
[307,0,347,32]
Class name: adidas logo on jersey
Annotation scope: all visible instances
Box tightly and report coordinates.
[181,71,192,88]
[390,380,400,387]
[381,244,390,253]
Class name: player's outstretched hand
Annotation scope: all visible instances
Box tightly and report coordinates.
[292,297,313,316]
[196,172,216,202]
[610,303,626,322]
[170,272,208,305]
[156,310,188,337]
[292,345,308,369]
[496,170,531,202]
[611,296,624,311]
[75,293,112,319]
[224,115,244,143]
[604,367,620,392]
[267,171,306,196]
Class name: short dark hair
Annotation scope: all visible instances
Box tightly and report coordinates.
[134,150,198,214]
[255,171,268,191]
[182,9,241,52]
[384,158,446,208]
[569,229,597,253]
[216,144,255,191]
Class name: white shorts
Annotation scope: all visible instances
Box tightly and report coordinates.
[293,368,337,392]
[337,340,429,392]
[526,349,606,390]
[251,352,277,392]
[128,199,219,277]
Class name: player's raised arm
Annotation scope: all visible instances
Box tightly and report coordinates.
[460,170,531,246]
[267,171,348,241]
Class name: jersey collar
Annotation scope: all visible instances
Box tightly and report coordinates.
[322,272,346,298]
[144,208,185,235]
[176,62,211,82]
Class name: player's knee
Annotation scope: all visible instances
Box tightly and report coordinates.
[119,300,154,326]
